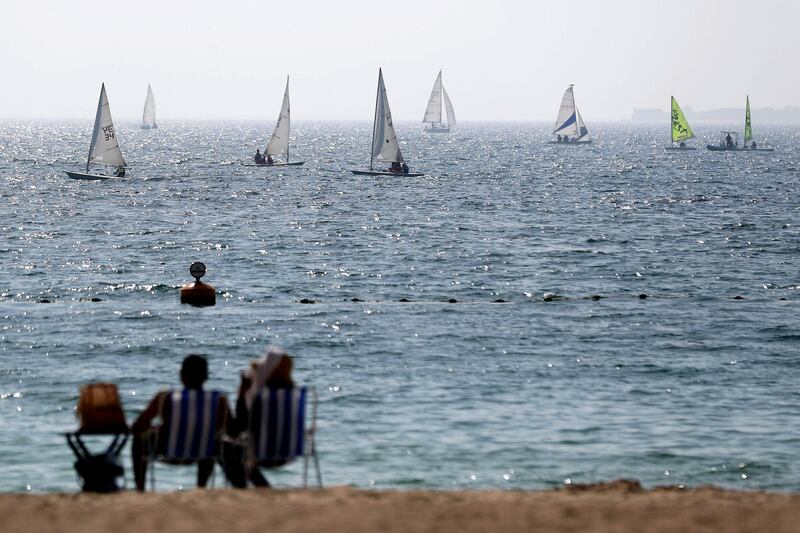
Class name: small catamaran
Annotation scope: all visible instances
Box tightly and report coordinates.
[665,96,695,150]
[351,69,424,177]
[65,83,127,180]
[707,96,773,152]
[245,76,304,167]
[141,84,157,129]
[551,85,591,144]
[422,70,456,133]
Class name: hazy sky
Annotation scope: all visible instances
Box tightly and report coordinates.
[2,0,798,122]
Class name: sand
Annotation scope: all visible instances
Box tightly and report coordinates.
[1,481,797,533]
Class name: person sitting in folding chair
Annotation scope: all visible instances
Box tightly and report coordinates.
[233,347,321,488]
[131,354,238,491]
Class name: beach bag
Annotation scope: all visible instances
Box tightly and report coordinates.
[76,383,128,434]
[74,452,125,493]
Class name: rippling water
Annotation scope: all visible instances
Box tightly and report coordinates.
[1,120,798,492]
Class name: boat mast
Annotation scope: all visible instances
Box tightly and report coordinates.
[439,69,443,128]
[370,69,380,171]
[286,75,290,164]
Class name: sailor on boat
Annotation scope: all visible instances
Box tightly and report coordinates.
[401,162,409,174]
[114,165,125,177]
[266,154,274,164]
[725,133,734,148]
[679,141,686,148]
[751,141,757,149]
[389,161,403,173]
[254,149,264,164]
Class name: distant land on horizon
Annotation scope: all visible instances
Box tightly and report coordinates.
[631,106,800,125]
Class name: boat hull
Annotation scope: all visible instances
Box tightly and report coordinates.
[141,124,158,130]
[548,140,592,145]
[242,161,305,167]
[351,170,425,177]
[65,171,115,180]
[665,146,697,151]
[706,145,774,152]
[424,128,450,133]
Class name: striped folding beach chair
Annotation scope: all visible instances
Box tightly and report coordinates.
[249,387,321,488]
[147,389,225,489]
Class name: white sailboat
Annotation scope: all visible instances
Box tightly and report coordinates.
[422,70,456,133]
[551,85,591,144]
[65,83,127,180]
[351,69,424,177]
[141,84,157,129]
[245,76,304,167]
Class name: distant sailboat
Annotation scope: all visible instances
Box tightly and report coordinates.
[422,70,456,133]
[551,85,591,144]
[65,84,127,180]
[245,76,304,167]
[707,95,773,152]
[665,96,695,150]
[351,69,424,177]
[141,85,157,129]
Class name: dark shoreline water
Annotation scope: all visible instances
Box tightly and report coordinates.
[1,121,798,492]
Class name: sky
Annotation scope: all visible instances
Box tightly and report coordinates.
[2,0,799,122]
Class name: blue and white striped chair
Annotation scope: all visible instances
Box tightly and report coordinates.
[248,387,321,488]
[147,389,226,489]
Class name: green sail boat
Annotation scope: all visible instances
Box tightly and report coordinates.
[707,95,773,152]
[666,96,695,150]
[744,95,753,145]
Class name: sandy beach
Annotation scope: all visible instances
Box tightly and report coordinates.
[1,481,797,533]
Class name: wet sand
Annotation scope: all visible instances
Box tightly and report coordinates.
[1,481,797,533]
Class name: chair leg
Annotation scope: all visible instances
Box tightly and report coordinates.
[303,452,309,488]
[313,448,323,488]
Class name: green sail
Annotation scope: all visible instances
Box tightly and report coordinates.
[671,96,694,142]
[744,95,753,142]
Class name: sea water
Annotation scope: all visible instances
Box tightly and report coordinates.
[0,120,798,492]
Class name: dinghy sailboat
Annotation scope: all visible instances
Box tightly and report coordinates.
[141,85,157,129]
[65,83,127,180]
[422,70,456,133]
[351,69,424,177]
[551,85,591,144]
[245,76,304,166]
[707,96,773,152]
[665,96,695,150]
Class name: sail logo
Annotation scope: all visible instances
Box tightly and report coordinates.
[672,111,689,135]
[102,125,115,141]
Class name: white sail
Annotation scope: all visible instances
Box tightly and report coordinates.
[371,69,403,165]
[422,71,443,124]
[266,76,291,160]
[88,83,125,170]
[142,85,156,128]
[553,85,578,136]
[575,108,590,141]
[442,86,456,128]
